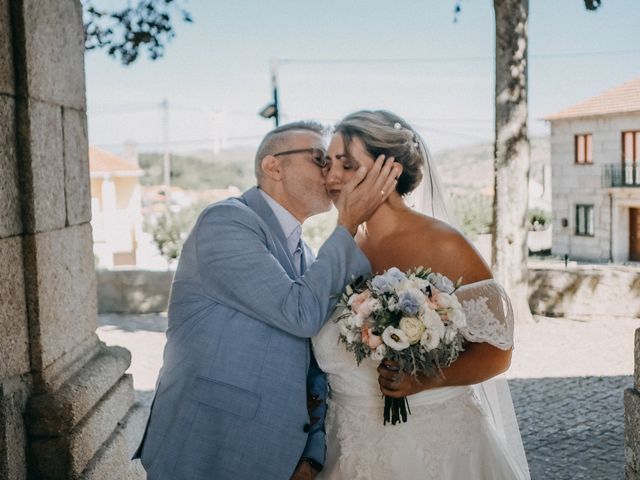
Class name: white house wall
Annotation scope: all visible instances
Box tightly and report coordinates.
[550,112,640,262]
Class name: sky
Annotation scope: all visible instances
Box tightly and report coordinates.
[85,0,640,155]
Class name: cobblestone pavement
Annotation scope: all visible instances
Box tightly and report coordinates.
[98,314,638,479]
[509,375,629,480]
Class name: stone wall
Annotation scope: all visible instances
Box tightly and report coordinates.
[0,2,143,478]
[97,270,174,314]
[529,264,640,318]
[626,329,640,479]
[96,265,640,318]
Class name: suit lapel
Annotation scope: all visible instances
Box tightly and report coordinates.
[241,187,298,278]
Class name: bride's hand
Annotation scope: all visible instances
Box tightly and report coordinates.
[377,360,442,397]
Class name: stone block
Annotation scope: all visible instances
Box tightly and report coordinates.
[63,108,91,225]
[28,345,131,436]
[16,99,66,233]
[635,330,640,390]
[626,388,640,478]
[0,237,29,378]
[0,0,13,95]
[23,224,97,371]
[0,96,22,238]
[15,0,86,109]
[0,379,30,480]
[80,403,148,480]
[29,374,134,480]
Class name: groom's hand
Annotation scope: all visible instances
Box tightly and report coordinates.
[290,461,318,480]
[336,155,402,236]
[307,392,322,426]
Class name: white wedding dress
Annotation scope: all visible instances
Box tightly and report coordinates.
[312,279,530,480]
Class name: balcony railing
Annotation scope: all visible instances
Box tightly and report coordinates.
[603,163,640,187]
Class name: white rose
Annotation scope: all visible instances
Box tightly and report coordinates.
[382,326,410,351]
[421,307,442,328]
[371,344,387,361]
[399,316,426,344]
[437,292,462,310]
[420,312,445,351]
[448,307,466,329]
[409,275,431,291]
[420,328,442,351]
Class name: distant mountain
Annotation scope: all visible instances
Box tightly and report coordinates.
[433,136,550,196]
[138,138,550,196]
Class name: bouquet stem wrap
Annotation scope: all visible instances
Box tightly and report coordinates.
[384,395,411,425]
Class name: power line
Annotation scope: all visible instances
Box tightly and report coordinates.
[278,49,640,65]
[93,134,264,150]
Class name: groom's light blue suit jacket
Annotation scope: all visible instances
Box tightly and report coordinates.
[135,187,370,479]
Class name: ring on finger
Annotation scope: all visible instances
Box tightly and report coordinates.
[381,190,386,196]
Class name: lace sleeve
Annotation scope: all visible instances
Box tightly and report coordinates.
[454,279,514,350]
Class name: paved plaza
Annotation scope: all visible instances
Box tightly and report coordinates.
[98,313,640,479]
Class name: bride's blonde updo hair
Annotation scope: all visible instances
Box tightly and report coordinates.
[334,110,425,195]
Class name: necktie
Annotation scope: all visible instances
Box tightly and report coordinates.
[293,237,304,276]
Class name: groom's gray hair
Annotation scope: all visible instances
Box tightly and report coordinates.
[254,120,328,183]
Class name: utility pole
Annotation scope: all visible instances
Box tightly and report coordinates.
[161,98,171,208]
[259,59,280,126]
[270,59,280,127]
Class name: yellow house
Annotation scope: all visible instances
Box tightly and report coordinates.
[89,146,144,268]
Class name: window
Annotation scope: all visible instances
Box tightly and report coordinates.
[574,134,593,164]
[575,205,594,236]
[623,131,640,185]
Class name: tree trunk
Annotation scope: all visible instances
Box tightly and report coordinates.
[492,0,532,323]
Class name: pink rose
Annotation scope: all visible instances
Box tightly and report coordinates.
[362,327,383,349]
[348,290,371,315]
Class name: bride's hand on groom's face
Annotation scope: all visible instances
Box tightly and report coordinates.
[377,360,437,397]
[336,155,402,236]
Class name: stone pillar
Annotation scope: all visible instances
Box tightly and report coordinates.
[626,329,640,479]
[0,1,144,478]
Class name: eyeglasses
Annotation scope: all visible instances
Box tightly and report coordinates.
[272,148,329,169]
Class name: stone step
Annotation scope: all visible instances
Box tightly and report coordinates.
[79,402,148,480]
[29,374,134,480]
[27,344,131,436]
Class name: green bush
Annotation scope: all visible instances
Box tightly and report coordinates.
[146,201,209,263]
[527,208,551,231]
[451,194,493,239]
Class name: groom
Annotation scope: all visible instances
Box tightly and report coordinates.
[134,121,399,479]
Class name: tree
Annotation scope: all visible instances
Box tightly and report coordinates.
[484,0,601,322]
[492,0,532,322]
[82,0,192,65]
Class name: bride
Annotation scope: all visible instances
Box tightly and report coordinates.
[312,110,530,479]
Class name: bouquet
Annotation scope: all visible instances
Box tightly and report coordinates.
[336,266,467,425]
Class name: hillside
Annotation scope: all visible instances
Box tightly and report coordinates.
[434,136,550,196]
[138,137,550,196]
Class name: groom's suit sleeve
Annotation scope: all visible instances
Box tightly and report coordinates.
[301,348,328,467]
[195,202,370,337]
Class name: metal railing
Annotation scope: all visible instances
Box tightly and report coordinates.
[603,163,640,187]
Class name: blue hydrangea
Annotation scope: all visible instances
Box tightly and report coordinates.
[371,267,407,294]
[397,288,424,316]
